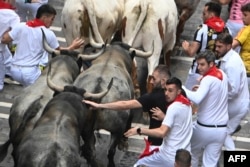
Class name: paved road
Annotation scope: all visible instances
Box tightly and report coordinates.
[1,0,250,166]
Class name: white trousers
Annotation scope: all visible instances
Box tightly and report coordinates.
[9,64,41,86]
[0,47,12,90]
[224,100,249,150]
[191,122,227,167]
[15,0,48,22]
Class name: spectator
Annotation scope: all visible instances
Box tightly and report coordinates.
[183,50,228,167]
[124,77,193,167]
[218,0,250,38]
[0,0,20,91]
[232,2,250,80]
[218,0,250,53]
[83,65,171,148]
[175,149,192,167]
[15,0,48,22]
[182,1,227,90]
[215,33,249,150]
[15,0,51,70]
[1,4,84,87]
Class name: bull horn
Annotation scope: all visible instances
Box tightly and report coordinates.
[83,78,113,99]
[46,63,64,92]
[89,28,106,48]
[41,28,60,55]
[129,41,154,58]
[78,44,106,61]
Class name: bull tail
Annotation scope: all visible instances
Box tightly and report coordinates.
[127,0,148,46]
[0,140,11,162]
[83,0,104,44]
[118,112,133,151]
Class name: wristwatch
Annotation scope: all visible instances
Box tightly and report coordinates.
[137,127,141,135]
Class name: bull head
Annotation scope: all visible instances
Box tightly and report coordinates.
[46,62,113,99]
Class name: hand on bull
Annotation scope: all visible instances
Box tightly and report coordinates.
[68,37,84,50]
[150,107,165,121]
[82,99,100,109]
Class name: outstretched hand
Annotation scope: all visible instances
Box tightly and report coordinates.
[70,37,84,50]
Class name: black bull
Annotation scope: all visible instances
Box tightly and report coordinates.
[73,42,135,167]
[15,88,89,167]
[13,76,112,167]
[0,52,82,166]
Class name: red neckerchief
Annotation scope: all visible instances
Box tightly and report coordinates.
[205,16,225,33]
[139,138,159,159]
[201,65,223,81]
[26,19,46,27]
[0,0,15,9]
[166,94,191,108]
[174,94,191,106]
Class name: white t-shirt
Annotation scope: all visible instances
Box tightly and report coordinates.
[160,102,193,158]
[9,23,59,66]
[0,9,20,51]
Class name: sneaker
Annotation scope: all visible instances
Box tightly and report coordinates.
[4,77,20,85]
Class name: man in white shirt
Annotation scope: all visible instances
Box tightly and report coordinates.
[124,77,193,167]
[215,32,250,150]
[0,3,20,91]
[183,50,228,167]
[1,4,84,86]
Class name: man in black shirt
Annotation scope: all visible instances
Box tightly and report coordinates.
[83,65,171,146]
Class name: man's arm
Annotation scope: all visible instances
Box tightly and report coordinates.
[226,64,242,99]
[83,99,142,110]
[232,39,241,49]
[182,77,211,105]
[182,40,200,57]
[124,124,169,138]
